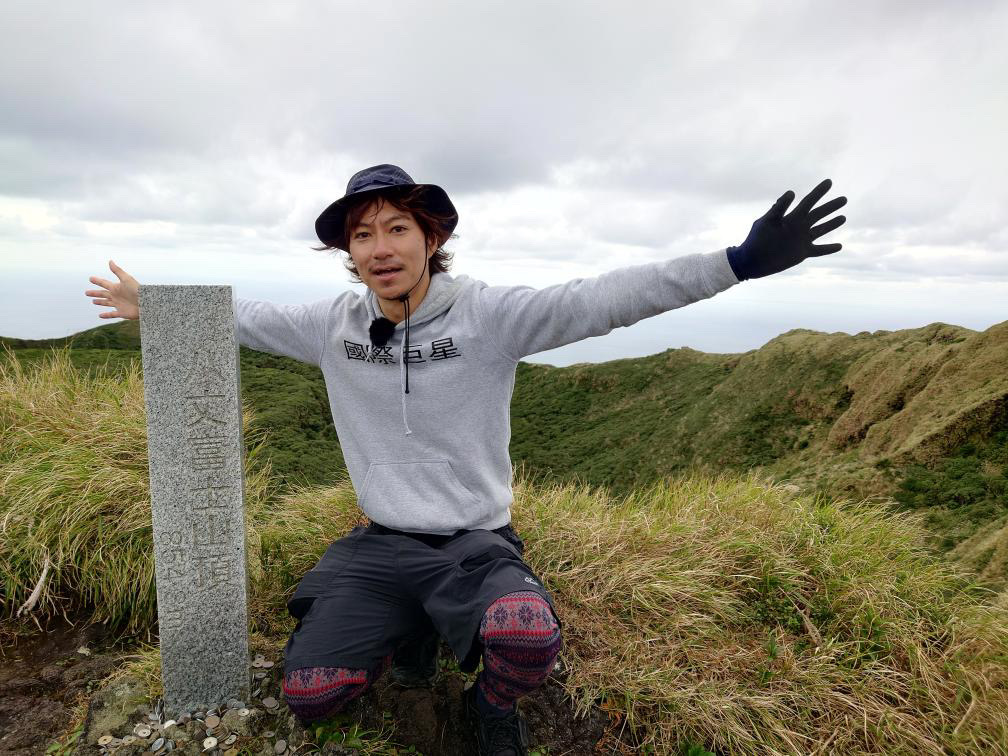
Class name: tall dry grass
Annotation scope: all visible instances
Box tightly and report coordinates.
[3,346,1008,753]
[0,345,274,634]
[249,476,368,634]
[510,472,1008,754]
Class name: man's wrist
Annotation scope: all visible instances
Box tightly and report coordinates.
[726,246,749,282]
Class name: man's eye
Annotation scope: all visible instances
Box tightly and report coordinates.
[392,225,407,232]
[354,231,369,239]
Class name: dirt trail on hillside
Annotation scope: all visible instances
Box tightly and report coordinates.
[0,617,132,754]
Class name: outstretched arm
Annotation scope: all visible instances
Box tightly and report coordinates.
[86,260,331,367]
[233,297,330,367]
[477,179,847,361]
[477,247,740,361]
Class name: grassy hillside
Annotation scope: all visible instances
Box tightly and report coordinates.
[0,317,143,351]
[2,329,347,495]
[512,321,1006,494]
[4,318,1007,594]
[3,346,1008,753]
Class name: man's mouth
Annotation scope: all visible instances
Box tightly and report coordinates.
[372,266,402,281]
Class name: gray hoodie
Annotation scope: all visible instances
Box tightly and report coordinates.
[235,247,740,534]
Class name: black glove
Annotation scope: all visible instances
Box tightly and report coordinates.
[726,178,847,281]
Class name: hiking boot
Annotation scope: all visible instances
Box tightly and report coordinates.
[388,629,440,688]
[462,682,529,756]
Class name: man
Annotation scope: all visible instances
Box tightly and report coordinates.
[86,164,846,755]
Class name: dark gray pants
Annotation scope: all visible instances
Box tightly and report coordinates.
[283,522,562,675]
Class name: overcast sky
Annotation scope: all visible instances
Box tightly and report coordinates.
[1,0,1005,365]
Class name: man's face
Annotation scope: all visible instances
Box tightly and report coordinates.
[348,199,430,299]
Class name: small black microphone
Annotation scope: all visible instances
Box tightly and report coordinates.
[369,316,396,347]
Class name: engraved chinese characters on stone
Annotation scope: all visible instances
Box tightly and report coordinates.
[138,285,250,716]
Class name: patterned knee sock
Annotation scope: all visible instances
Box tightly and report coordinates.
[477,590,562,714]
[282,655,389,723]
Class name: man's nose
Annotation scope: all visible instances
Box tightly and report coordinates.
[373,231,394,256]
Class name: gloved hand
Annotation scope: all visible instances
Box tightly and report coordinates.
[726,178,847,281]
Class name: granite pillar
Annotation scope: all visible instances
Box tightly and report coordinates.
[138,284,250,715]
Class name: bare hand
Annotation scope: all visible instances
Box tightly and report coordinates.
[85,260,140,320]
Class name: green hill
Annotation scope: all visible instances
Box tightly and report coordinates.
[3,328,1008,753]
[4,318,1007,595]
[1,317,143,351]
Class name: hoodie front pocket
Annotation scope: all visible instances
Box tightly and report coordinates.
[357,459,482,531]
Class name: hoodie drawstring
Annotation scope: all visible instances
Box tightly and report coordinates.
[400,296,412,435]
[371,267,437,436]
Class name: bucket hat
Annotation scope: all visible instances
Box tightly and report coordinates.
[315,164,458,251]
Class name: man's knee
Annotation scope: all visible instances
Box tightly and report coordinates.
[282,665,374,723]
[480,590,562,656]
[477,591,562,705]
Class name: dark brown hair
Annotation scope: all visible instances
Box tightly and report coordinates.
[313,185,457,282]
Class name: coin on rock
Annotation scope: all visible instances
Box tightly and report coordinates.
[134,724,152,738]
[254,672,267,680]
[202,736,218,750]
[122,736,137,745]
[238,708,250,717]
[263,731,275,738]
[224,734,237,746]
[98,735,114,746]
[261,697,278,709]
[262,661,274,669]
[274,740,287,754]
[152,736,165,752]
[162,720,177,729]
[205,714,220,729]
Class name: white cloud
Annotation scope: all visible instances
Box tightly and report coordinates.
[1,0,1006,356]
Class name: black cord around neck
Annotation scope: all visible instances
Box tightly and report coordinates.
[368,257,429,396]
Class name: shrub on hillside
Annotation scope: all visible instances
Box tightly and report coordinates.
[893,432,1008,553]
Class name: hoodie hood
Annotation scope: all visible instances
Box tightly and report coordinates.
[365,271,469,435]
[365,270,466,327]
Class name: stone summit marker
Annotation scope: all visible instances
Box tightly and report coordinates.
[138,285,250,715]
